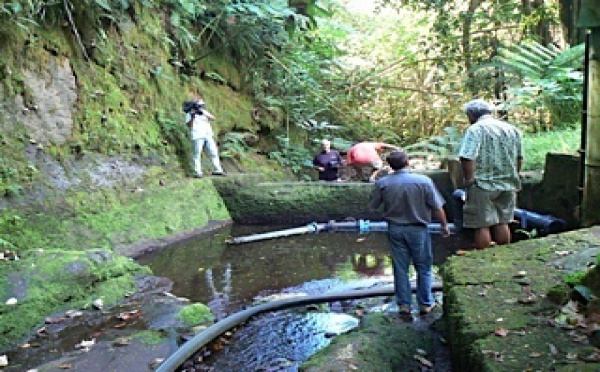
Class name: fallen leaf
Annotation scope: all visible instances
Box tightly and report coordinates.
[113,337,131,347]
[36,327,48,336]
[416,348,427,356]
[45,316,64,324]
[561,300,579,314]
[116,309,141,321]
[5,297,18,305]
[482,350,503,362]
[518,295,538,304]
[548,343,558,355]
[529,352,541,358]
[149,358,164,369]
[59,364,72,369]
[494,328,509,337]
[356,237,366,243]
[413,354,433,367]
[554,250,573,256]
[113,322,127,329]
[75,339,95,350]
[65,310,83,318]
[92,298,104,310]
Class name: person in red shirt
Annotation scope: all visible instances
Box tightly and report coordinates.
[346,141,399,182]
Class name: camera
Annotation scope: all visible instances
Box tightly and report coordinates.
[183,101,205,114]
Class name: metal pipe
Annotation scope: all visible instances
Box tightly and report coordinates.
[228,220,456,245]
[156,283,443,372]
[226,222,326,244]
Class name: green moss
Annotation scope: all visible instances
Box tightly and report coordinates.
[581,265,600,295]
[214,179,375,223]
[0,250,147,350]
[546,283,570,304]
[131,330,168,345]
[176,303,214,326]
[0,177,230,254]
[301,313,433,372]
[474,327,597,371]
[442,228,600,371]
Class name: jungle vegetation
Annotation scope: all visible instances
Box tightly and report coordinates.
[0,0,585,183]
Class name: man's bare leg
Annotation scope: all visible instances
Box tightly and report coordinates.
[491,223,511,245]
[474,227,492,250]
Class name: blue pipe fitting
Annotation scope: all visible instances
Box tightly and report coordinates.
[359,219,370,234]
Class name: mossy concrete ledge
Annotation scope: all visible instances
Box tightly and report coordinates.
[213,170,457,225]
[0,177,231,257]
[441,227,600,371]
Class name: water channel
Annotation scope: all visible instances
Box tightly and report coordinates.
[138,223,470,371]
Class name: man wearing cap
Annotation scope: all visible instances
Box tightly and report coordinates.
[458,99,523,250]
[185,96,226,178]
[313,139,343,181]
[368,150,450,316]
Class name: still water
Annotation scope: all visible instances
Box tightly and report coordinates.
[138,224,463,317]
[138,223,466,370]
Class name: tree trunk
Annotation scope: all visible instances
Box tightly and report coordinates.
[559,0,586,46]
[522,0,556,44]
[462,0,480,93]
[582,30,600,226]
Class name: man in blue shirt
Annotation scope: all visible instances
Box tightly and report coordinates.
[368,150,450,316]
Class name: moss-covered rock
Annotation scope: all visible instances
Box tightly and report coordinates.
[0,176,230,255]
[441,228,600,371]
[300,313,434,372]
[177,303,214,326]
[0,249,148,350]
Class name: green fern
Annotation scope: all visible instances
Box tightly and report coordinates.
[405,126,463,158]
[474,41,584,130]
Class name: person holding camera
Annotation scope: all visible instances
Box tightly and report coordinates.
[184,97,226,178]
[313,139,343,181]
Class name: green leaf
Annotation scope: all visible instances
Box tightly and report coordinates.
[573,285,595,302]
[93,0,111,11]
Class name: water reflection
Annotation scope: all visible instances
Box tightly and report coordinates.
[138,224,467,318]
[205,264,232,321]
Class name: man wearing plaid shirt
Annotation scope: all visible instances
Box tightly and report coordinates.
[458,99,523,250]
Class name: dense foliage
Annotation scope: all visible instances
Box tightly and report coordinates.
[0,0,584,184]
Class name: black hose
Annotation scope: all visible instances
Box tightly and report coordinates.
[156,283,443,372]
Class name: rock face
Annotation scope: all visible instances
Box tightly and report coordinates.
[15,57,78,146]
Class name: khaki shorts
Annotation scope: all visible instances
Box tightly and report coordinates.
[463,184,516,228]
